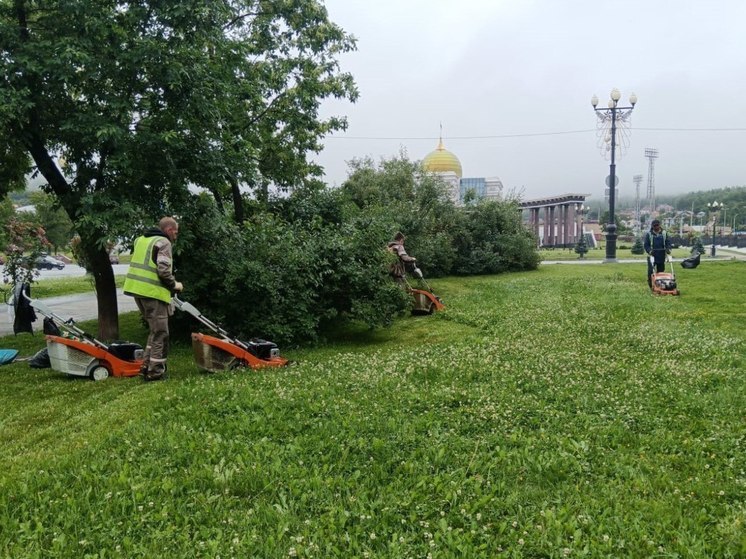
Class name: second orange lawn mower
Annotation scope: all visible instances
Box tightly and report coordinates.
[649,255,680,296]
[172,295,288,372]
[406,266,445,315]
[25,294,143,380]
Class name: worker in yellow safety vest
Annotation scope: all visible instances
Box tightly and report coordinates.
[123,216,183,381]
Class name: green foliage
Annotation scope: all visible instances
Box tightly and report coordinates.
[663,185,746,218]
[1,217,50,285]
[630,236,645,254]
[28,191,73,252]
[341,154,539,277]
[0,0,358,334]
[575,233,590,258]
[0,143,30,195]
[2,263,746,557]
[0,196,15,248]
[452,200,540,274]
[171,193,409,345]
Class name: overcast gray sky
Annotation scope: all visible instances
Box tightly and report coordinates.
[314,0,746,202]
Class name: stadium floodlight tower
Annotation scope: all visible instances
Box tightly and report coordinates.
[645,148,659,213]
[633,174,643,235]
[591,88,637,262]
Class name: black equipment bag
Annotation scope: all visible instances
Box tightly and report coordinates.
[29,348,51,369]
[681,253,701,269]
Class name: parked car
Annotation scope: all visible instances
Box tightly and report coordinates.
[35,255,66,270]
[109,253,120,264]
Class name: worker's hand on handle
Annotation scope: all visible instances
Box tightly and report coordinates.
[174,281,184,292]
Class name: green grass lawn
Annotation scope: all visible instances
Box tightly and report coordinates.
[1,262,745,558]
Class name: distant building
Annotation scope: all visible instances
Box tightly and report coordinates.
[421,138,502,205]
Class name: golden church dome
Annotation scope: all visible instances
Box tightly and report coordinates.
[422,139,462,178]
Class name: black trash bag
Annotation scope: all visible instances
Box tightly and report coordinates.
[681,252,701,269]
[29,348,51,369]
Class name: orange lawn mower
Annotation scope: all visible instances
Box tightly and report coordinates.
[25,294,143,381]
[172,295,289,372]
[405,266,445,315]
[649,254,680,296]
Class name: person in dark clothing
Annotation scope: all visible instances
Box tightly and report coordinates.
[643,219,672,288]
[387,232,417,286]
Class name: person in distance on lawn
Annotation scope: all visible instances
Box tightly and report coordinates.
[643,219,672,289]
[387,232,417,286]
[123,216,183,381]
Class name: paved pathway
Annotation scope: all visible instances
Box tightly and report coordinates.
[1,289,138,338]
[542,245,746,265]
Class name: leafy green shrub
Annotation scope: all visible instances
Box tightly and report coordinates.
[341,155,540,277]
[451,200,540,274]
[630,236,645,254]
[575,234,589,258]
[173,192,409,345]
[2,217,50,285]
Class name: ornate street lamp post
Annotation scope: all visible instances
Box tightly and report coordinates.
[707,201,723,257]
[592,89,637,262]
[578,204,589,237]
[575,204,590,259]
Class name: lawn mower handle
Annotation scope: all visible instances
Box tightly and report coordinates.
[172,295,250,351]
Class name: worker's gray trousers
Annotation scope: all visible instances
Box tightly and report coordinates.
[135,297,170,375]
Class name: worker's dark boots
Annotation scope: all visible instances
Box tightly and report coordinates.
[143,363,166,382]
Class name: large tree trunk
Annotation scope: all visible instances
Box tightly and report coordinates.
[87,246,120,341]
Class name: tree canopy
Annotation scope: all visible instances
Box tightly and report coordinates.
[0,0,358,337]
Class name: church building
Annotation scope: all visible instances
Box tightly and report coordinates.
[421,138,503,206]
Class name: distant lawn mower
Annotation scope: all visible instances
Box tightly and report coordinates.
[25,295,143,380]
[172,295,289,372]
[405,266,445,315]
[649,255,680,296]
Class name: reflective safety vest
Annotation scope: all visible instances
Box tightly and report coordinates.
[123,235,171,303]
